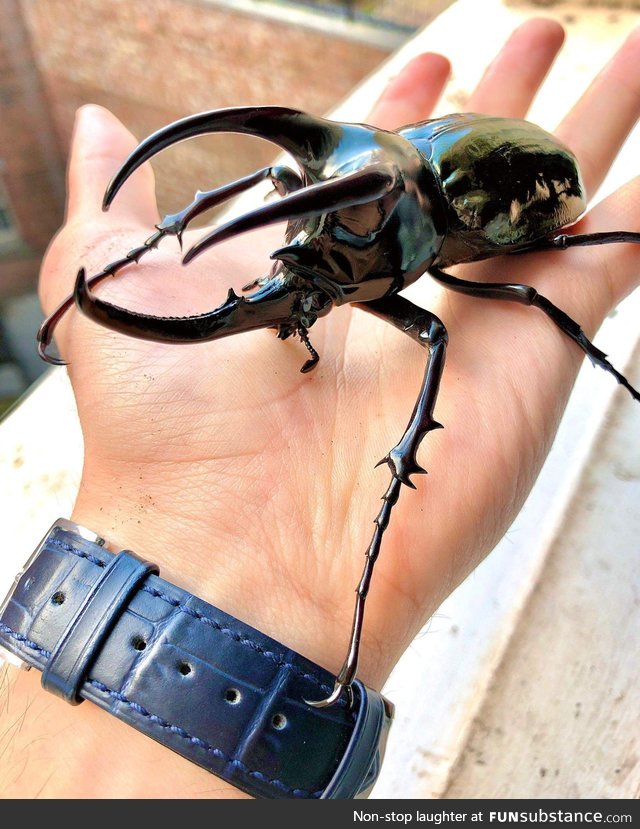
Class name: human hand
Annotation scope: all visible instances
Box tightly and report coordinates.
[5,19,639,798]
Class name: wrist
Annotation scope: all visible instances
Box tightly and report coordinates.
[1,666,249,798]
[1,520,391,798]
[0,515,251,798]
[70,472,390,690]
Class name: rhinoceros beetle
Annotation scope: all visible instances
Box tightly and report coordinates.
[37,107,640,707]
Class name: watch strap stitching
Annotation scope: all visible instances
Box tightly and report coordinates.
[53,533,339,699]
[0,620,322,798]
[141,584,341,697]
[51,535,106,568]
[0,621,52,658]
[87,679,322,798]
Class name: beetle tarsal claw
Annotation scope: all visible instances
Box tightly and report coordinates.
[304,680,347,709]
[36,321,68,366]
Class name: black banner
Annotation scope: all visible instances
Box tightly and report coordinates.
[8,798,638,825]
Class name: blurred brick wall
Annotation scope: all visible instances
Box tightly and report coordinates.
[20,0,390,218]
[0,1,65,298]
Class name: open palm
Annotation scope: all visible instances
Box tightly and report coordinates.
[40,18,640,709]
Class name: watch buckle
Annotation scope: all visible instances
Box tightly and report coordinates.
[0,518,107,672]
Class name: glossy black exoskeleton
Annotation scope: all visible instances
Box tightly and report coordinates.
[37,108,640,706]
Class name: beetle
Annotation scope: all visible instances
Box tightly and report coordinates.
[37,107,640,707]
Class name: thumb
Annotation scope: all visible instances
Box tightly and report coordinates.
[66,105,159,227]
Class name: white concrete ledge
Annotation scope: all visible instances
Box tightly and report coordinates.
[203,0,430,48]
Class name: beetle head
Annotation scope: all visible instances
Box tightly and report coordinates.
[103,107,428,298]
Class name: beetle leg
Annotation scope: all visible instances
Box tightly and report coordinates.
[37,166,303,364]
[524,230,640,253]
[306,295,447,707]
[430,266,640,402]
[297,325,320,373]
[182,162,400,264]
[154,165,303,246]
[37,227,165,365]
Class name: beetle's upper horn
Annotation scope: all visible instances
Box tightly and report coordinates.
[182,162,401,265]
[103,107,340,209]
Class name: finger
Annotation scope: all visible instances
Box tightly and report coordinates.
[555,27,640,196]
[66,105,159,226]
[467,18,565,117]
[574,176,640,310]
[368,52,450,130]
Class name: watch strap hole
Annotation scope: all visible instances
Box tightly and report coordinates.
[225,687,242,705]
[271,712,287,730]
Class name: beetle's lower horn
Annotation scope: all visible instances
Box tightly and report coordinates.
[182,163,401,264]
[73,267,300,344]
[103,107,337,209]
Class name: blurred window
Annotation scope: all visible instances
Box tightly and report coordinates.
[261,1,429,29]
[0,175,20,244]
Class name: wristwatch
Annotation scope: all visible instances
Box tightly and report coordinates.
[0,519,393,799]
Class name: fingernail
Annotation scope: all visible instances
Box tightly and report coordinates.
[74,104,106,137]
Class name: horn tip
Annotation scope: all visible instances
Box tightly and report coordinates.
[182,246,198,265]
[74,268,88,309]
[102,177,119,211]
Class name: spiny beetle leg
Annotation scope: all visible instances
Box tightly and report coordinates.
[306,475,402,708]
[306,295,447,707]
[429,266,640,402]
[37,166,302,365]
[37,228,164,364]
[368,299,448,487]
[155,165,303,245]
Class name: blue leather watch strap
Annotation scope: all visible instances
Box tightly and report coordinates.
[0,522,392,798]
[42,549,159,704]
